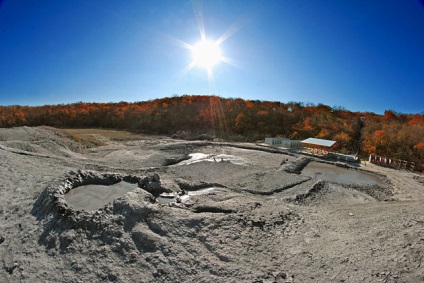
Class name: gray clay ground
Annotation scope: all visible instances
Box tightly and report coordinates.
[0,126,423,282]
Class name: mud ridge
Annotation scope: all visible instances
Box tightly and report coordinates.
[176,180,227,191]
[242,178,312,195]
[346,183,395,201]
[281,156,312,174]
[191,205,236,214]
[285,180,325,204]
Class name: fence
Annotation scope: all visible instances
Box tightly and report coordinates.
[369,155,415,171]
[265,138,302,149]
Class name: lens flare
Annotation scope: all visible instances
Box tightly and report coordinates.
[162,0,246,87]
[191,40,223,70]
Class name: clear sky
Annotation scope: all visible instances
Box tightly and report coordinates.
[1,0,423,114]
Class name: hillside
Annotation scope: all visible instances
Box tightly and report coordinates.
[1,95,423,171]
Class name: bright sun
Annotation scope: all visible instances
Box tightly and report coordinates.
[191,39,222,70]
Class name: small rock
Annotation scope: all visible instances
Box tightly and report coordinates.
[108,273,118,281]
[151,173,160,182]
[349,213,354,216]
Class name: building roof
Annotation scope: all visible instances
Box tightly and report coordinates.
[301,138,336,148]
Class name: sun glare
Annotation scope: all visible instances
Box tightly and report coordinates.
[169,2,243,84]
[191,40,222,70]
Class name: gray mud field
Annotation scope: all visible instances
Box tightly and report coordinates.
[1,126,423,282]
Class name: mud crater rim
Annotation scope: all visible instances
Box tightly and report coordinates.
[36,170,164,220]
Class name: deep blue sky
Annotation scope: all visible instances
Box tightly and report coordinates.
[1,0,423,114]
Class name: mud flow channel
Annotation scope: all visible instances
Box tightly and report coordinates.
[302,161,384,185]
[64,181,139,211]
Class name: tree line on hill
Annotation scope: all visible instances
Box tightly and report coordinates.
[1,95,423,171]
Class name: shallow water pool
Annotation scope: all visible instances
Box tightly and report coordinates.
[64,181,139,211]
[302,162,384,186]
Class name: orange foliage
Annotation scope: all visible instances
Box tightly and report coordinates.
[245,101,255,108]
[408,114,424,126]
[373,129,386,140]
[0,95,422,171]
[384,110,397,120]
[414,141,424,152]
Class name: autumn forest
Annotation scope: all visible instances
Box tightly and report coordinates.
[1,95,423,171]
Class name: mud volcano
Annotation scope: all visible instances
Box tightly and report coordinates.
[32,170,171,224]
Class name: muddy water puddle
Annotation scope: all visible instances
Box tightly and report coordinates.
[303,162,384,186]
[157,187,221,205]
[178,153,246,165]
[65,181,139,211]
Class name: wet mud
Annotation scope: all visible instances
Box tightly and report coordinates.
[64,181,139,211]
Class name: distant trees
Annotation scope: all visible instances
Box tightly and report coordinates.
[0,95,423,171]
[360,111,423,170]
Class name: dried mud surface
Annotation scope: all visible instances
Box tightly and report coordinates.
[0,126,423,282]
